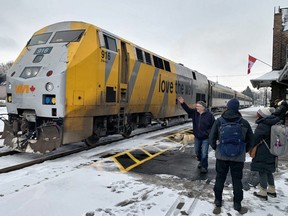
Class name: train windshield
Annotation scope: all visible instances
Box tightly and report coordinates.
[28,32,53,46]
[50,30,85,43]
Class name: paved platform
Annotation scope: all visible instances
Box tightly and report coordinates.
[108,108,287,192]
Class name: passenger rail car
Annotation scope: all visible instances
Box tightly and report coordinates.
[209,81,236,112]
[3,21,252,153]
[236,93,253,108]
[208,81,252,112]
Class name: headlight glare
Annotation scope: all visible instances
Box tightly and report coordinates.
[20,67,41,79]
[45,82,54,92]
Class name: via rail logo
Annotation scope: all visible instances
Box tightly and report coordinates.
[15,84,36,94]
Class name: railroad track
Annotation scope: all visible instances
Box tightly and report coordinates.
[0,150,20,157]
[0,119,190,174]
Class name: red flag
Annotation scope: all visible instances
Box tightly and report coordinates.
[247,55,257,74]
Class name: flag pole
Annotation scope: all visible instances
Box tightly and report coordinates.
[254,57,272,68]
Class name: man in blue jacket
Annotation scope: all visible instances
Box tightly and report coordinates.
[178,96,215,174]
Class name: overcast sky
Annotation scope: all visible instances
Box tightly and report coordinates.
[1,0,287,91]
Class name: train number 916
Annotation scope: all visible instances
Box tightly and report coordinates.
[101,50,111,61]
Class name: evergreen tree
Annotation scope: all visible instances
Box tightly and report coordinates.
[242,86,254,100]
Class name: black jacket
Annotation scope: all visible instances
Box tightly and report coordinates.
[250,115,280,173]
[180,102,215,140]
[209,109,254,162]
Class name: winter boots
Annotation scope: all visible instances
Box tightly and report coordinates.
[213,200,248,214]
[254,185,277,200]
[234,202,248,214]
[200,167,208,174]
[253,186,268,200]
[267,185,277,197]
[212,199,222,214]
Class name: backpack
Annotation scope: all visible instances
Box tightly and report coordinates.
[268,123,288,157]
[218,117,245,157]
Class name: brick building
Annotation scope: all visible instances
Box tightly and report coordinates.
[251,6,288,105]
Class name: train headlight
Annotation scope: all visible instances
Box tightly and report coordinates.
[7,93,12,103]
[45,82,54,92]
[20,67,41,79]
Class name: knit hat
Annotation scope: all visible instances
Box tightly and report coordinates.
[227,98,240,111]
[257,108,271,118]
[196,101,206,108]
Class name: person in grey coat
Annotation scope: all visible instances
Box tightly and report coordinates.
[251,107,280,200]
[209,98,253,214]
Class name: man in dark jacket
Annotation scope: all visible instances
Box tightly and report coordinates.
[209,98,253,214]
[178,96,215,174]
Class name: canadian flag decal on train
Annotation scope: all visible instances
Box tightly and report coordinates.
[15,84,36,93]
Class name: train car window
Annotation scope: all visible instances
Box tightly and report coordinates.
[103,34,117,52]
[164,60,171,72]
[153,56,164,70]
[158,58,164,69]
[144,52,152,65]
[153,56,159,68]
[192,71,197,80]
[196,93,206,102]
[136,48,144,62]
[50,30,85,43]
[27,32,52,46]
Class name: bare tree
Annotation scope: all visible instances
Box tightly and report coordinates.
[0,61,13,73]
[0,61,13,84]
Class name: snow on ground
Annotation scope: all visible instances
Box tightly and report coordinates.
[0,106,288,216]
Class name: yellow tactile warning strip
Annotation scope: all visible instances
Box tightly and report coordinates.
[111,129,194,172]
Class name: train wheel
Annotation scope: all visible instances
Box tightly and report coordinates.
[122,124,132,138]
[85,134,100,146]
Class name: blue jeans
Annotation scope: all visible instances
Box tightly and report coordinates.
[194,137,209,169]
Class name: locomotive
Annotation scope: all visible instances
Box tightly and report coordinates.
[3,21,252,153]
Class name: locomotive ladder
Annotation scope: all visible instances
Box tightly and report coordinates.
[118,83,128,133]
[118,107,126,133]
